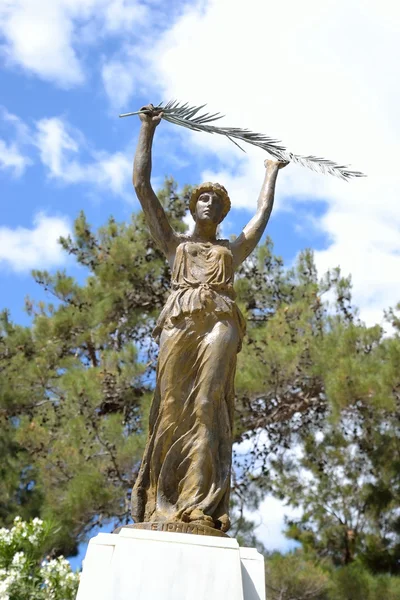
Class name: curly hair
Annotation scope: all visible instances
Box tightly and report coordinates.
[189,182,231,222]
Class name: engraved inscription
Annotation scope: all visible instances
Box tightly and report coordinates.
[122,521,229,538]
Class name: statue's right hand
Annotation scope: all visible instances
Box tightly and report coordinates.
[139,104,163,127]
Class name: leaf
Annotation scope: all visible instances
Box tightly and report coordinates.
[120,101,366,181]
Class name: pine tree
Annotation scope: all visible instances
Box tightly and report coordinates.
[0,179,188,555]
[232,239,400,573]
[1,176,399,577]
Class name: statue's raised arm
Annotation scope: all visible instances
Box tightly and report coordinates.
[130,108,288,538]
[133,104,179,267]
[230,159,288,268]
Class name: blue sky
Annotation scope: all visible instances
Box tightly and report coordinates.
[1,0,399,553]
[0,56,327,324]
[0,75,328,325]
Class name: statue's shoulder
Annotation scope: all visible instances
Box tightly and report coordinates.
[175,234,231,248]
[217,238,231,248]
[175,233,191,245]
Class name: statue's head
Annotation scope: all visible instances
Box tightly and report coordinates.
[189,182,231,225]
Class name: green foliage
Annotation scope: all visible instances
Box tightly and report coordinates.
[0,517,79,600]
[264,552,400,600]
[229,478,266,553]
[265,551,330,600]
[0,178,190,555]
[1,175,400,583]
[328,562,400,600]
[232,237,400,573]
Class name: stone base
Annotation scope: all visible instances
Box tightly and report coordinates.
[76,527,265,600]
[113,521,229,538]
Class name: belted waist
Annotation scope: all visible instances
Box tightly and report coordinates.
[171,280,235,298]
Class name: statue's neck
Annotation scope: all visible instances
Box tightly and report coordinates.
[192,222,218,242]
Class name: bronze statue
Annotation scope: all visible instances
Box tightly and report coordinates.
[130,105,287,536]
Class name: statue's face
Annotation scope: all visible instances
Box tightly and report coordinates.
[195,191,224,224]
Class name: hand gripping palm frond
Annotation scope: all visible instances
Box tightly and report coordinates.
[120,101,365,181]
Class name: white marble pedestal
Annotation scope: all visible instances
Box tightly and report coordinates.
[76,528,265,600]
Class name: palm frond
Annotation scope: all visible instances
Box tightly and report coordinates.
[119,102,366,181]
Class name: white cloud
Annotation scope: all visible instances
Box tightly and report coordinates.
[100,0,148,34]
[0,0,84,87]
[0,139,30,176]
[0,0,148,87]
[0,107,32,176]
[35,118,80,177]
[101,60,136,111]
[183,210,194,232]
[99,4,194,108]
[0,213,71,272]
[35,117,132,197]
[142,0,400,326]
[95,150,132,196]
[250,496,300,553]
[235,435,301,552]
[1,106,31,141]
[0,108,133,196]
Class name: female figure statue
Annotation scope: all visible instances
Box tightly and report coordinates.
[131,105,287,535]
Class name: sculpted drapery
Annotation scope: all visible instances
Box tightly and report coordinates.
[130,105,287,534]
[131,238,245,532]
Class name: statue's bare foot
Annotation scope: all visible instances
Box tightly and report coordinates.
[187,509,215,527]
[216,514,230,532]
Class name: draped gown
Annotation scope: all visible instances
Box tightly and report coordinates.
[131,236,245,532]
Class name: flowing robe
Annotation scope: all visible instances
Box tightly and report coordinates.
[131,238,245,531]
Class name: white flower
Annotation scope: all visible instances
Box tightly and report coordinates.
[0,518,79,600]
[11,551,26,567]
[0,529,11,544]
[0,576,9,593]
